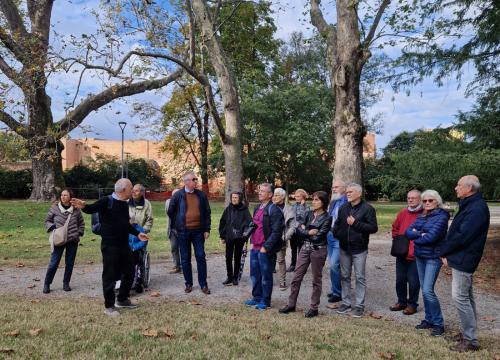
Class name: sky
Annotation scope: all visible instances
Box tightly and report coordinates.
[2,1,477,153]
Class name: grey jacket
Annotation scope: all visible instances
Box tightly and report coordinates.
[45,203,85,243]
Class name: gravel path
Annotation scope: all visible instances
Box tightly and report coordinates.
[1,234,498,336]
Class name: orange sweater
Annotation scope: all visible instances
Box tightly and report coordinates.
[185,192,201,229]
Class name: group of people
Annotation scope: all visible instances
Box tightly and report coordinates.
[41,171,490,353]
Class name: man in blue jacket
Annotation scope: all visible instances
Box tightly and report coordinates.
[168,170,211,295]
[440,175,490,353]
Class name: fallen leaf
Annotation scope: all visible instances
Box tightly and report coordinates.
[16,262,24,268]
[326,303,339,310]
[142,329,158,337]
[377,352,396,359]
[481,316,496,322]
[0,348,14,353]
[87,260,94,265]
[27,284,36,289]
[189,300,202,305]
[191,334,198,341]
[33,277,40,281]
[29,328,42,336]
[31,299,40,304]
[160,328,174,338]
[150,291,161,297]
[375,266,382,270]
[369,312,383,319]
[4,329,20,337]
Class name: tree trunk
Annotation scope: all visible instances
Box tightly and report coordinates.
[28,139,65,201]
[191,0,245,204]
[200,109,210,194]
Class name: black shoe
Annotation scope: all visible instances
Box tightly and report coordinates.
[222,278,233,286]
[232,279,239,286]
[328,295,342,303]
[305,309,319,318]
[63,283,71,292]
[430,326,445,337]
[415,320,432,330]
[43,284,50,294]
[115,299,138,309]
[134,284,144,293]
[286,265,295,272]
[279,305,296,314]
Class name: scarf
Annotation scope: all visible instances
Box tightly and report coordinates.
[58,202,74,214]
[408,204,423,213]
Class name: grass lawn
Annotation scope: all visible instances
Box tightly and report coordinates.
[0,295,498,359]
[0,200,403,267]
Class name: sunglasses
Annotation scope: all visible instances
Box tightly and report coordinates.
[422,199,435,203]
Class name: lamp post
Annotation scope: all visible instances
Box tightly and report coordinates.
[118,121,127,178]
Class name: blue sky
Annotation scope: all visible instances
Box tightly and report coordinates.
[35,1,476,152]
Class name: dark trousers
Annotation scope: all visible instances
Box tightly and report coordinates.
[101,245,134,308]
[225,239,245,280]
[289,234,303,268]
[132,249,145,286]
[178,229,208,288]
[288,246,327,310]
[395,257,420,308]
[44,241,79,285]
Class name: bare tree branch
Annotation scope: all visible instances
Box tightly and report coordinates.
[0,54,24,88]
[0,109,27,136]
[0,0,29,40]
[56,68,183,135]
[0,27,27,63]
[363,0,390,48]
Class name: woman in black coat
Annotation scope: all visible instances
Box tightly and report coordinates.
[219,192,252,286]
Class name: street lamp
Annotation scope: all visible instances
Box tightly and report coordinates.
[118,121,127,178]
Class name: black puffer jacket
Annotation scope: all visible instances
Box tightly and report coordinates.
[333,200,378,254]
[218,203,252,243]
[296,211,332,246]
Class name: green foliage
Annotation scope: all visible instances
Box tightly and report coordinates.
[0,168,32,198]
[0,132,30,162]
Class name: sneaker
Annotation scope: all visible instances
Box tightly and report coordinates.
[305,309,319,318]
[351,307,364,318]
[390,303,406,311]
[63,283,72,292]
[115,299,138,309]
[415,320,432,330]
[279,305,296,314]
[104,307,120,317]
[279,283,288,291]
[255,303,269,310]
[445,332,463,343]
[449,340,479,352]
[336,304,351,314]
[244,299,257,307]
[222,278,233,286]
[430,326,445,337]
[286,265,295,272]
[328,295,342,303]
[42,284,50,294]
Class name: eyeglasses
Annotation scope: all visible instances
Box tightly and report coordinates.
[187,178,198,182]
[422,199,435,203]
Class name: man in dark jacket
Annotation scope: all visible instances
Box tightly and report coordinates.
[333,183,378,318]
[440,175,490,352]
[167,170,211,295]
[244,183,284,310]
[71,178,149,316]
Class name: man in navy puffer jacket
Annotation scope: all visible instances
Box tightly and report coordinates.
[440,176,490,353]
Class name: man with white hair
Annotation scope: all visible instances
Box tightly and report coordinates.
[326,179,348,304]
[71,178,149,316]
[333,183,378,318]
[440,175,490,352]
[167,170,211,295]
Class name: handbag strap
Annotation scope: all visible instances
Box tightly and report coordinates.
[63,212,72,229]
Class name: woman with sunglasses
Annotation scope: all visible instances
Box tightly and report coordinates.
[406,190,450,337]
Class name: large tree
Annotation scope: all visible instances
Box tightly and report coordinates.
[0,1,182,200]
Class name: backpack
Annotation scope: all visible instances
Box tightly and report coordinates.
[91,196,113,235]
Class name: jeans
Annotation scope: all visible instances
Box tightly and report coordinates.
[178,229,208,288]
[395,257,420,308]
[452,268,479,345]
[169,230,181,268]
[225,239,245,280]
[101,245,134,308]
[415,257,444,327]
[44,241,79,285]
[250,249,274,306]
[340,249,367,309]
[327,232,341,297]
[288,246,327,310]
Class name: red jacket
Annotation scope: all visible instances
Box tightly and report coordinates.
[392,207,423,261]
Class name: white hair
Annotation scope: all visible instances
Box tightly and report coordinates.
[461,175,481,192]
[134,183,145,194]
[274,188,286,198]
[183,170,196,180]
[347,183,363,194]
[408,189,421,197]
[115,178,132,193]
[421,189,444,208]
